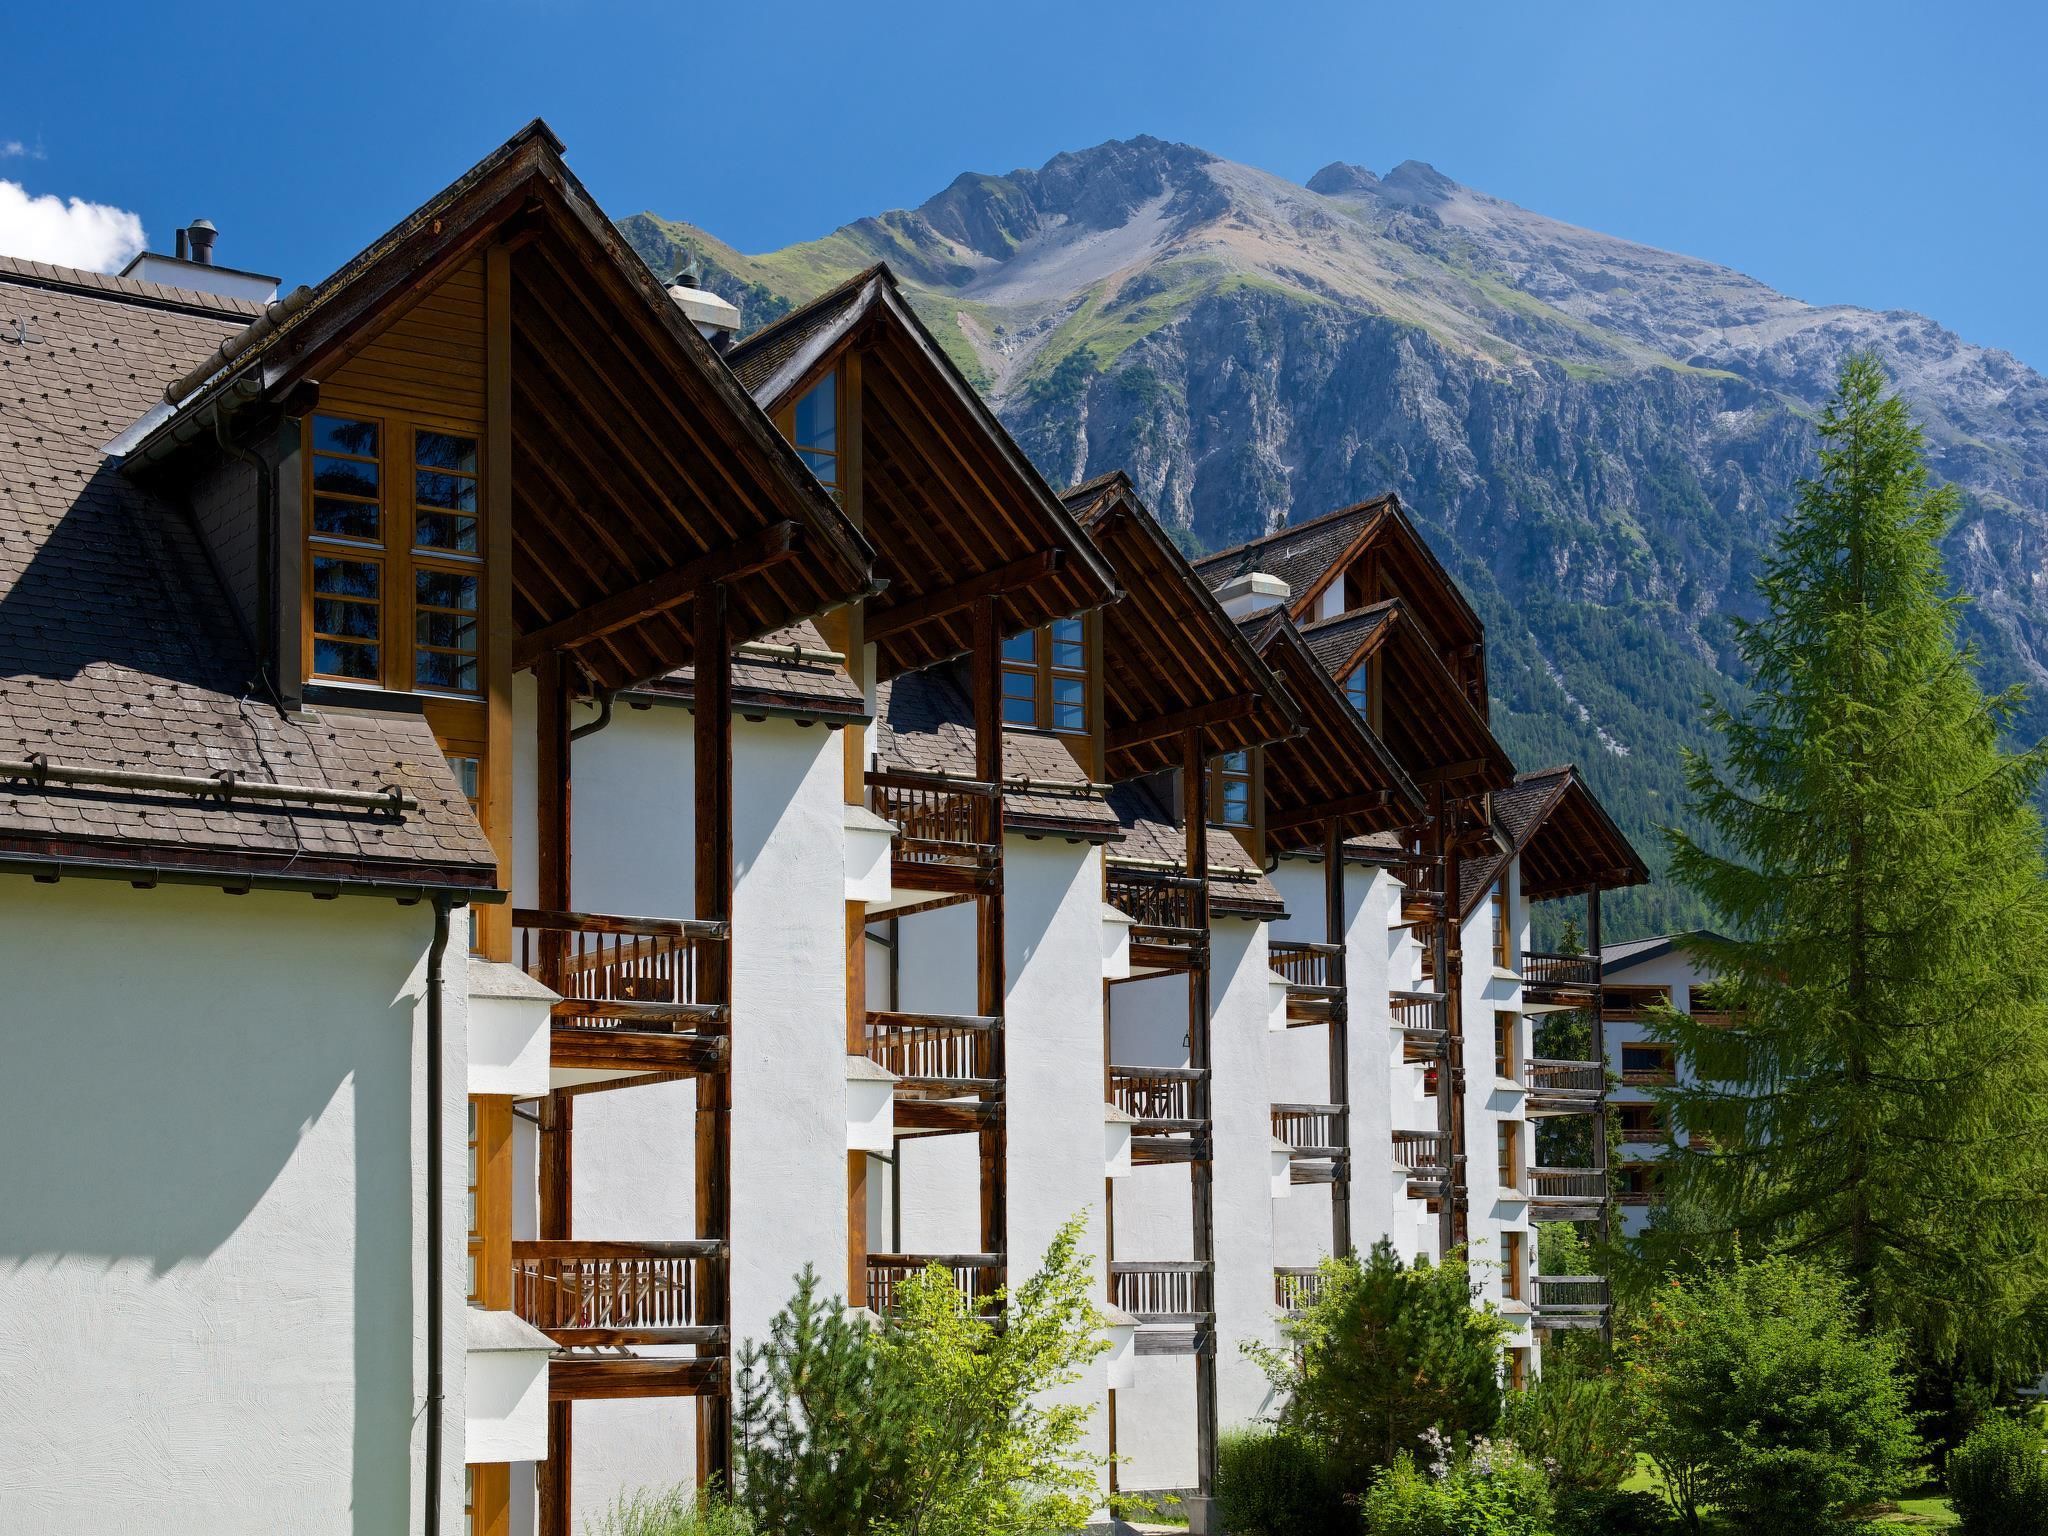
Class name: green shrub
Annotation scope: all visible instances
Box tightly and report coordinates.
[1498,1354,1634,1491]
[585,1485,756,1536]
[1213,1427,1347,1536]
[1627,1249,1922,1531]
[1550,1487,1677,1536]
[1947,1414,2048,1536]
[1357,1436,1552,1536]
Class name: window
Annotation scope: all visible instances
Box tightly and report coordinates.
[1490,880,1511,970]
[789,371,839,493]
[1619,1163,1664,1202]
[1604,984,1671,1021]
[1497,1119,1520,1190]
[1621,1043,1676,1085]
[1619,1102,1665,1141]
[1344,664,1370,716]
[1211,749,1254,828]
[1501,1231,1525,1300]
[1494,1011,1517,1080]
[999,617,1090,735]
[1505,1346,1529,1392]
[305,413,484,699]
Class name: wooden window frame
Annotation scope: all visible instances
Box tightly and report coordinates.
[1494,1010,1517,1081]
[1497,1118,1520,1190]
[1491,879,1511,970]
[1502,1230,1525,1301]
[775,366,841,497]
[997,613,1103,776]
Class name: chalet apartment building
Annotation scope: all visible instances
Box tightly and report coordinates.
[0,123,1645,1534]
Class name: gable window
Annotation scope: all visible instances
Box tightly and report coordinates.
[1000,617,1090,734]
[1344,664,1370,717]
[1210,749,1254,828]
[787,370,839,494]
[304,411,484,700]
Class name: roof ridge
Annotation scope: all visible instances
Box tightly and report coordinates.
[0,254,266,320]
[1190,493,1397,570]
[729,263,886,358]
[1299,598,1401,631]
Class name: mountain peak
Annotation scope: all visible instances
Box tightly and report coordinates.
[1306,161,1381,196]
[914,136,1220,262]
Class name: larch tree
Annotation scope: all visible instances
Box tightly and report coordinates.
[1651,353,2048,1384]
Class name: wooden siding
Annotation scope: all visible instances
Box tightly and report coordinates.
[326,254,487,422]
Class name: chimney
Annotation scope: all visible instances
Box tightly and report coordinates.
[666,256,741,351]
[1215,571,1290,619]
[120,217,279,305]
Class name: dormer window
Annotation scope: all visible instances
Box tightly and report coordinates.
[785,371,839,494]
[1210,749,1254,828]
[303,411,484,699]
[1344,665,1369,716]
[1000,617,1090,734]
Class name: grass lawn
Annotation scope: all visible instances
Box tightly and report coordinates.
[1619,1457,1958,1529]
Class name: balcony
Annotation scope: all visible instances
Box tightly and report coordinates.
[865,1252,1002,1314]
[1529,1166,1608,1222]
[1105,867,1208,973]
[1522,950,1600,1008]
[866,770,1001,896]
[1269,940,1344,1026]
[1532,1274,1611,1332]
[1108,1065,1208,1164]
[1394,1129,1451,1189]
[1524,1057,1604,1116]
[515,909,729,1086]
[862,1010,1001,1135]
[1112,1260,1213,1354]
[1272,1102,1346,1185]
[511,1239,727,1399]
[1388,857,1442,924]
[1393,990,1447,1063]
[1274,1265,1327,1316]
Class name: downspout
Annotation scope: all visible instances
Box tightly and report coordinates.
[569,689,616,741]
[424,893,454,1535]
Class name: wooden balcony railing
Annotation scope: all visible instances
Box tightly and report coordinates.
[1393,990,1446,1062]
[1532,1274,1610,1331]
[1526,1058,1604,1094]
[862,1010,999,1091]
[866,771,1000,887]
[514,908,727,1028]
[1529,1167,1607,1200]
[1522,951,1599,991]
[1271,1102,1346,1156]
[1274,1266,1326,1315]
[1108,1065,1205,1131]
[511,1239,724,1347]
[864,1252,1002,1314]
[1111,1260,1212,1323]
[1621,1125,1664,1144]
[1106,867,1206,938]
[1621,1067,1678,1088]
[1269,940,1344,990]
[1393,1130,1451,1179]
[1389,857,1442,921]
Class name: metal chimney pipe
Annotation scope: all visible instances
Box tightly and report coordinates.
[187,220,218,265]
[174,228,189,261]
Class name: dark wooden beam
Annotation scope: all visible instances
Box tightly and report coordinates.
[1106,692,1260,755]
[693,582,735,1488]
[549,1357,726,1400]
[1267,788,1395,833]
[971,596,1008,1280]
[513,521,803,668]
[1413,757,1492,785]
[866,549,1061,643]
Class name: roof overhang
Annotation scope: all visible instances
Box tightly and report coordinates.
[1459,765,1650,918]
[730,267,1121,679]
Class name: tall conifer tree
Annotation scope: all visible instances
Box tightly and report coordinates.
[1654,354,2048,1380]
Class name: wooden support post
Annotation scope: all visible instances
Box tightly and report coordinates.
[695,583,735,1489]
[847,907,870,1299]
[971,597,1008,1274]
[1182,728,1219,1509]
[1324,822,1352,1259]
[535,651,575,1536]
[1585,883,1613,1344]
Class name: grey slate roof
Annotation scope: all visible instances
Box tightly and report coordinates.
[0,259,497,890]
[1297,603,1396,680]
[1192,497,1392,599]
[641,621,866,719]
[1105,777,1286,917]
[872,667,1119,837]
[726,270,874,398]
[1458,766,1571,915]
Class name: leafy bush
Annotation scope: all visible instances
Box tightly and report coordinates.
[585,1485,756,1536]
[1947,1414,2048,1536]
[1626,1249,1922,1532]
[733,1216,1105,1536]
[1550,1487,1677,1536]
[1498,1352,1634,1491]
[1246,1240,1508,1492]
[1357,1435,1552,1536]
[1213,1427,1348,1536]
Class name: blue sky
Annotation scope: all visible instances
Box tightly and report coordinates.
[5,1,2044,367]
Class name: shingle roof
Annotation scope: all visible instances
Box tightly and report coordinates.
[872,667,1119,837]
[1105,778,1286,917]
[1192,497,1393,599]
[0,261,497,890]
[1297,602,1396,680]
[726,268,875,398]
[639,621,866,719]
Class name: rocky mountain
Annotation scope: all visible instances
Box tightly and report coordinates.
[621,139,2048,938]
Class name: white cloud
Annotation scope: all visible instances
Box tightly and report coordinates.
[0,180,145,272]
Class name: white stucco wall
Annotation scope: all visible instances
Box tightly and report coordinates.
[1461,859,1533,1352]
[513,690,853,1519]
[0,877,459,1534]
